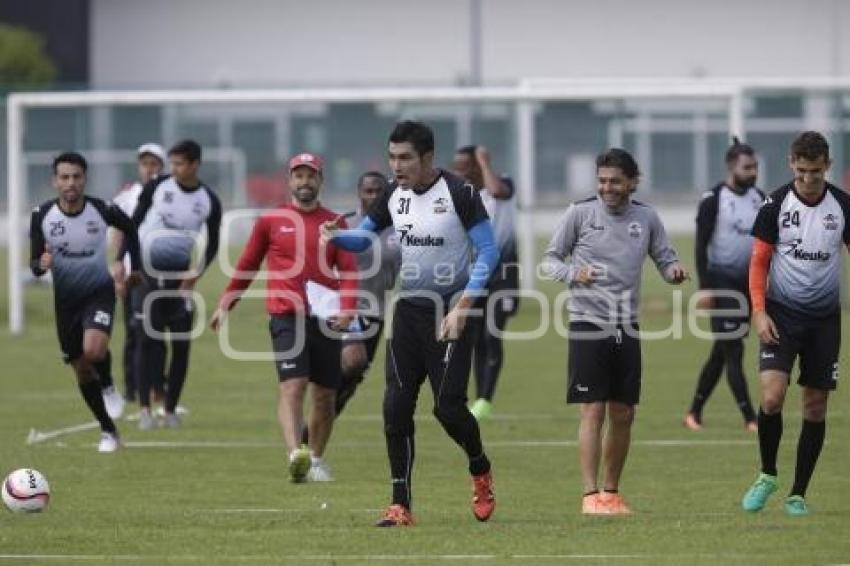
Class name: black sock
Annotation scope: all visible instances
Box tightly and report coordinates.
[583,489,599,497]
[758,408,782,476]
[387,433,414,509]
[790,420,826,498]
[94,350,114,390]
[434,404,490,475]
[79,380,116,433]
[468,451,491,476]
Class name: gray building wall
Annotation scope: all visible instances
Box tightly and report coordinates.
[91,0,850,88]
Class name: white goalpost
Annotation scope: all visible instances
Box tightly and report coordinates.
[8,79,850,334]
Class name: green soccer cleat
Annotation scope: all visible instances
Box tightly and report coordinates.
[469,399,493,421]
[742,473,778,512]
[288,445,311,483]
[784,495,809,517]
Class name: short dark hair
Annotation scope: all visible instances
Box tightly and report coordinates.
[388,120,434,157]
[357,170,389,190]
[725,136,756,165]
[456,144,476,158]
[596,148,640,180]
[168,139,202,162]
[52,152,88,174]
[791,131,830,162]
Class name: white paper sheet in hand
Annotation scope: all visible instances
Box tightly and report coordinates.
[306,280,340,320]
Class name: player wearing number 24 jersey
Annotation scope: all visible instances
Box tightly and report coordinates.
[743,131,850,517]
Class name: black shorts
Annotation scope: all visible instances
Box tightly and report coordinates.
[567,321,641,405]
[386,299,478,403]
[707,273,750,338]
[55,286,116,363]
[759,302,840,391]
[269,314,341,388]
[133,276,194,337]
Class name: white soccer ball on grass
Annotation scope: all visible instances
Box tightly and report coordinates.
[2,468,50,513]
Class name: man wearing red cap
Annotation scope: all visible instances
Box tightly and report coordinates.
[210,152,357,483]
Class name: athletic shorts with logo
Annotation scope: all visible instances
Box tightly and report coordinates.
[567,321,641,405]
[55,285,115,363]
[269,314,341,388]
[759,300,840,391]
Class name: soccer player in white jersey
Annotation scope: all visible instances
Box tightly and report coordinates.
[541,148,688,515]
[742,131,850,516]
[323,121,500,527]
[30,152,142,452]
[112,143,165,403]
[451,145,519,421]
[131,140,222,430]
[685,139,763,432]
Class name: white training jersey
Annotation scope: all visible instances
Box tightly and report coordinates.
[706,185,763,278]
[751,182,850,316]
[133,175,222,273]
[479,176,517,256]
[367,170,488,302]
[113,181,143,218]
[113,181,144,272]
[29,196,139,304]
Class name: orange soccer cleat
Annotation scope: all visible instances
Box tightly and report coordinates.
[375,504,415,527]
[471,471,495,522]
[598,492,633,515]
[581,492,608,515]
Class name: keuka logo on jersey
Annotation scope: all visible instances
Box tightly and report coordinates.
[56,243,95,258]
[86,220,100,234]
[627,222,643,238]
[778,238,832,261]
[397,224,445,247]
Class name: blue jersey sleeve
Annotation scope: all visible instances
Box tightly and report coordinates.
[331,216,380,252]
[465,219,499,293]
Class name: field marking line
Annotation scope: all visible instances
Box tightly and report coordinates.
[25,421,99,445]
[0,555,657,562]
[40,438,757,450]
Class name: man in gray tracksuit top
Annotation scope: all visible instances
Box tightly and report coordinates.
[541,148,688,515]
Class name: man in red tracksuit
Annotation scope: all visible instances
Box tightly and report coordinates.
[210,152,357,483]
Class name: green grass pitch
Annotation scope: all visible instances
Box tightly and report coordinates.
[1,237,849,565]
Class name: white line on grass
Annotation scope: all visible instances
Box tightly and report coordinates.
[201,507,385,515]
[44,438,756,451]
[26,421,99,444]
[124,441,278,448]
[0,556,145,562]
[23,413,557,445]
[0,555,655,562]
